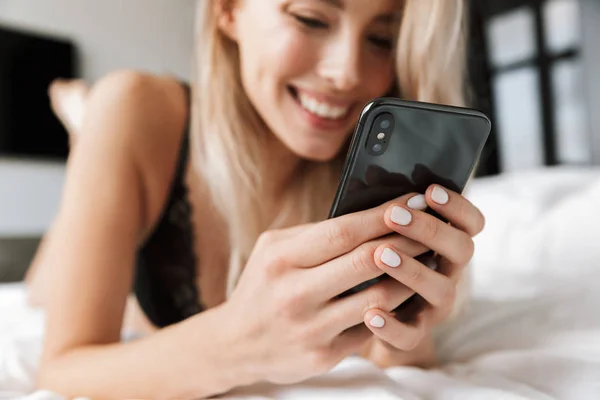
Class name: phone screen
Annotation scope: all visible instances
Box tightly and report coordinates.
[328,98,491,302]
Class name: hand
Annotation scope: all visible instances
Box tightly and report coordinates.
[218,193,432,387]
[360,184,485,367]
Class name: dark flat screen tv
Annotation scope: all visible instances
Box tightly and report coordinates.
[0,25,78,160]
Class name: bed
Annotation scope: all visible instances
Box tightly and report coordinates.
[2,165,600,399]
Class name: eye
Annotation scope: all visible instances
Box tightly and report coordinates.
[369,36,394,51]
[293,14,329,29]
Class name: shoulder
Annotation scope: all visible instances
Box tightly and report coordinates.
[84,70,189,142]
[80,70,192,233]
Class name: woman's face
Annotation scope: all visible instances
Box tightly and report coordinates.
[222,0,402,161]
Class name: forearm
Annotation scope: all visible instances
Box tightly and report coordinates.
[38,304,253,399]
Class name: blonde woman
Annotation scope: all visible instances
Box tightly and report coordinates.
[33,0,484,398]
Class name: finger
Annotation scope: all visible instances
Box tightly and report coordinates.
[272,223,317,241]
[384,205,474,266]
[425,185,485,237]
[370,233,428,257]
[320,278,414,334]
[330,324,372,358]
[364,309,428,352]
[254,223,318,253]
[303,234,427,301]
[289,192,421,268]
[374,246,454,309]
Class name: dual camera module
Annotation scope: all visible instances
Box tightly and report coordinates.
[366,113,394,156]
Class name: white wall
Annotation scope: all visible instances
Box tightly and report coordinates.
[0,159,65,237]
[0,0,197,81]
[0,0,198,237]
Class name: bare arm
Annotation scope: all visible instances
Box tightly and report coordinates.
[41,306,244,399]
[26,79,87,305]
[36,71,250,399]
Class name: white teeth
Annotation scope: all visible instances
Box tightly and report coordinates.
[297,91,349,120]
[317,103,327,116]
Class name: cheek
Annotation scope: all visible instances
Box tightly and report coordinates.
[237,20,315,101]
[270,33,317,81]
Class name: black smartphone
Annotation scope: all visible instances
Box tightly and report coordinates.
[329,97,491,305]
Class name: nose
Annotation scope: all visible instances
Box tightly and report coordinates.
[317,33,362,92]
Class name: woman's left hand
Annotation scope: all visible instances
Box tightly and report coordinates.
[361,184,485,368]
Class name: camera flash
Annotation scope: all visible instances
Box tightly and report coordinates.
[377,133,386,140]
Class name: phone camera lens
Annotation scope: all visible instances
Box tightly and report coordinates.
[367,112,394,156]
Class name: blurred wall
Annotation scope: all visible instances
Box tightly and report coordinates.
[0,0,197,81]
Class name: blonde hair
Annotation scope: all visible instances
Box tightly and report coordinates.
[190,0,468,297]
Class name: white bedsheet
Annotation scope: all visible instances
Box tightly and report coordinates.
[2,166,600,399]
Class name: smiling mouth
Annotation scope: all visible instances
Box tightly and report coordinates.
[288,86,352,121]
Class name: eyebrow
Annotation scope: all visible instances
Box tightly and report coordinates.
[318,0,399,24]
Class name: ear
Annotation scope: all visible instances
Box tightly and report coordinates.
[217,0,240,42]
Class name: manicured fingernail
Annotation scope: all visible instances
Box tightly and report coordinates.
[391,206,412,226]
[369,315,385,328]
[431,186,449,205]
[381,248,401,268]
[407,194,427,210]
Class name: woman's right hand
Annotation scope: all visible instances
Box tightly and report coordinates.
[219,193,430,386]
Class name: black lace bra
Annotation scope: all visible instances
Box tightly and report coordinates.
[133,83,204,328]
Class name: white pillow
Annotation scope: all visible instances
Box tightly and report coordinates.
[465,166,600,300]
